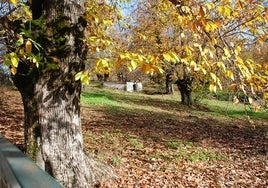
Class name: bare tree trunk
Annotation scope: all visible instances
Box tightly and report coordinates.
[34,53,116,187]
[177,77,193,105]
[28,0,115,187]
[35,73,113,187]
[12,61,40,157]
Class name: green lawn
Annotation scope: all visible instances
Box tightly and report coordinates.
[81,82,267,120]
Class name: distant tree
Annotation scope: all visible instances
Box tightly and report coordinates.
[115,0,268,104]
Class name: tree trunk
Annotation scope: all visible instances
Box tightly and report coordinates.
[12,0,115,187]
[35,73,113,187]
[165,72,175,94]
[12,61,40,157]
[176,77,193,105]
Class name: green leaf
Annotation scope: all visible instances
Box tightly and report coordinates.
[28,38,43,51]
[75,71,83,81]
[0,30,6,35]
[4,56,12,67]
[20,2,32,18]
[16,36,24,47]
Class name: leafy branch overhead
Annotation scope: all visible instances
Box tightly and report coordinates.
[115,0,268,100]
[1,0,268,101]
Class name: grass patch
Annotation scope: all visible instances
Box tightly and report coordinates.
[81,85,183,117]
[110,155,123,167]
[81,92,117,106]
[163,139,226,162]
[165,140,182,149]
[128,138,144,149]
[201,99,267,119]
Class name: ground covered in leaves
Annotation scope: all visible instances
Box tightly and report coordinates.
[0,85,267,187]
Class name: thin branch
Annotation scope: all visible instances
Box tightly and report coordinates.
[222,12,264,37]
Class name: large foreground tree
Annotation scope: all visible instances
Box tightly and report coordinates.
[1,0,114,187]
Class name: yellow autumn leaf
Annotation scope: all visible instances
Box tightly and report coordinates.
[217,61,226,71]
[223,48,231,58]
[210,72,217,82]
[217,80,222,90]
[209,83,217,93]
[171,52,180,62]
[236,57,244,64]
[163,52,178,62]
[163,53,172,62]
[206,2,214,10]
[265,64,268,72]
[218,5,232,18]
[11,54,19,68]
[257,37,264,45]
[217,6,224,14]
[224,6,232,18]
[201,68,207,75]
[130,60,138,70]
[226,70,234,80]
[103,19,112,25]
[265,14,268,23]
[184,46,192,56]
[20,2,31,18]
[205,21,218,32]
[81,74,90,84]
[9,0,18,5]
[234,45,242,55]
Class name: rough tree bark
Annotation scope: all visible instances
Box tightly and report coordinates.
[12,62,39,156]
[33,0,114,187]
[176,76,193,105]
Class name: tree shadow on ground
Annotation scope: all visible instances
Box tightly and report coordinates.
[82,103,268,158]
